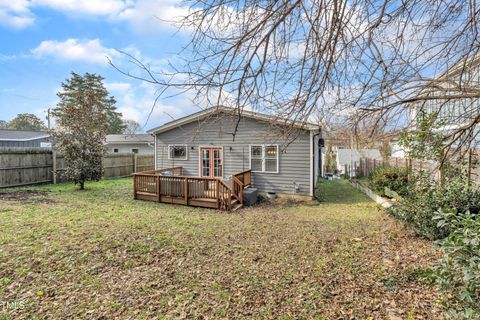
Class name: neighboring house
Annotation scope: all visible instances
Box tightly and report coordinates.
[0,129,51,148]
[390,139,407,158]
[336,148,382,176]
[147,107,321,197]
[410,53,480,134]
[105,134,154,155]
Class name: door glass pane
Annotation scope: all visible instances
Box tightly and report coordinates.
[202,149,210,176]
[213,149,222,177]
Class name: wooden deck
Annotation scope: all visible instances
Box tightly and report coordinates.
[133,167,252,211]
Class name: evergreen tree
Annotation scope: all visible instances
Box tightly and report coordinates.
[52,72,111,190]
[87,74,124,134]
[106,103,126,134]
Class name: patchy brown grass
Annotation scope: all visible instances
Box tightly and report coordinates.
[0,178,442,319]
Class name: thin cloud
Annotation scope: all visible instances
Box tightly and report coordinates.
[31,38,120,65]
[0,54,17,61]
[0,0,188,32]
[117,0,188,33]
[105,81,132,92]
[113,81,195,127]
[31,0,127,16]
[0,0,34,29]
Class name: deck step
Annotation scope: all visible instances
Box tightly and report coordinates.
[230,199,243,211]
[231,203,243,211]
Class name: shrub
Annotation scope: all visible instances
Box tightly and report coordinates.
[368,165,409,197]
[388,174,480,240]
[315,177,326,202]
[430,208,480,319]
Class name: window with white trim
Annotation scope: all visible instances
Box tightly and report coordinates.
[168,145,188,160]
[250,145,279,173]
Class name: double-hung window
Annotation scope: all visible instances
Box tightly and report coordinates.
[250,145,279,173]
[168,145,188,160]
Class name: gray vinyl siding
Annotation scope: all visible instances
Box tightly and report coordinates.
[155,113,312,195]
[0,137,50,148]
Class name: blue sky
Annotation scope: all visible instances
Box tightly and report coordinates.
[0,0,198,131]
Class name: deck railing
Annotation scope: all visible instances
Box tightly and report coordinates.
[233,170,252,188]
[133,167,252,211]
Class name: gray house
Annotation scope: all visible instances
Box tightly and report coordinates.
[0,129,51,148]
[105,134,154,155]
[147,107,321,197]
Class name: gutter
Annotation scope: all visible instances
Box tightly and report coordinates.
[0,135,51,142]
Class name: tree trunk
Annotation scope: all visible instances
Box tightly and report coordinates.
[79,180,85,190]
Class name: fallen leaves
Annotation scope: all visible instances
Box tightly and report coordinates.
[0,179,443,319]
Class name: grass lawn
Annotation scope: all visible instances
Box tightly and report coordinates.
[0,178,442,319]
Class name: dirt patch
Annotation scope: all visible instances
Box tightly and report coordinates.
[0,190,55,204]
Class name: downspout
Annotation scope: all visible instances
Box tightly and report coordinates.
[152,133,157,170]
[312,129,322,199]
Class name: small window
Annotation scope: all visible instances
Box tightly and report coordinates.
[250,145,279,173]
[132,149,139,154]
[113,148,119,153]
[168,145,187,160]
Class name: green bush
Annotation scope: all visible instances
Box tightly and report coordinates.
[430,208,480,319]
[368,165,409,197]
[315,177,326,202]
[388,174,480,240]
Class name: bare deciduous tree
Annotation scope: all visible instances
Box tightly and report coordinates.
[111,0,480,154]
[6,113,47,131]
[123,119,142,134]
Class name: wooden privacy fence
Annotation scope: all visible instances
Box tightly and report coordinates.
[343,151,480,184]
[345,157,439,179]
[0,148,154,188]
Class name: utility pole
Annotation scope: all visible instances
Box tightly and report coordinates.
[47,109,57,184]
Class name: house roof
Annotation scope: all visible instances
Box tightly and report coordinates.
[147,106,320,135]
[437,51,480,80]
[336,148,382,166]
[105,134,154,144]
[405,52,480,107]
[0,129,50,141]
